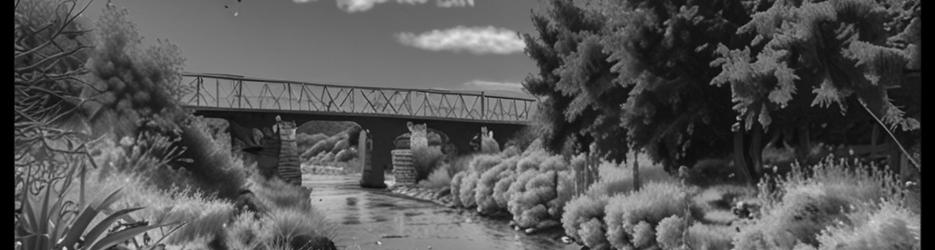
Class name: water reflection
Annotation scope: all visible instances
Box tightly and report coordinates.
[305,174,579,250]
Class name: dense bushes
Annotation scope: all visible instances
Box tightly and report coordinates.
[447,140,576,230]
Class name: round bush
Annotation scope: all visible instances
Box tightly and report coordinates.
[604,182,690,250]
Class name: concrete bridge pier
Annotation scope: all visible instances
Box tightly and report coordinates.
[358,129,386,188]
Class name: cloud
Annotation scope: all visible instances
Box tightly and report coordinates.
[335,0,471,12]
[396,26,526,55]
[293,0,317,3]
[463,80,525,92]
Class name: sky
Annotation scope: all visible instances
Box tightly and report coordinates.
[82,0,545,98]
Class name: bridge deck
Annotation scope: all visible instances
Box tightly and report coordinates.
[180,73,537,124]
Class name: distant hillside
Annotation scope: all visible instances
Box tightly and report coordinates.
[297,121,360,136]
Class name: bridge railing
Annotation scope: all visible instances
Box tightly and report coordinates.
[179,73,537,123]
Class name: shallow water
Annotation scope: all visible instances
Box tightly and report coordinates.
[304,174,580,250]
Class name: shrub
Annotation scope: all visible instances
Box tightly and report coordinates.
[447,154,476,177]
[491,170,517,208]
[733,158,906,249]
[507,170,574,229]
[164,199,236,245]
[450,171,467,207]
[224,212,272,250]
[418,163,452,190]
[580,218,611,250]
[412,145,446,181]
[252,177,312,212]
[475,157,520,214]
[816,200,920,249]
[733,183,859,249]
[562,195,610,247]
[175,120,250,199]
[632,221,655,248]
[604,182,691,249]
[457,171,481,208]
[266,207,335,246]
[655,215,687,249]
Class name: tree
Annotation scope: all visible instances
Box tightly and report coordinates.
[523,0,756,188]
[522,0,634,188]
[710,0,921,175]
[599,0,750,175]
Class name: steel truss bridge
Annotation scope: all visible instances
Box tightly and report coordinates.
[179,73,537,124]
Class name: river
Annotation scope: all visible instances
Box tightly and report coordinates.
[303,174,581,250]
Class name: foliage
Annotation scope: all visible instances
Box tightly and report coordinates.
[17,176,173,250]
[604,182,691,249]
[710,0,921,170]
[815,200,920,249]
[734,158,907,249]
[655,215,688,249]
[412,145,446,181]
[82,2,188,138]
[601,0,745,171]
[418,163,453,190]
[15,1,175,249]
[521,0,629,161]
[562,195,610,249]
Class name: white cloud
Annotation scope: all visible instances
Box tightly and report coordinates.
[293,0,317,3]
[396,26,526,55]
[437,0,473,8]
[463,80,524,91]
[335,0,469,12]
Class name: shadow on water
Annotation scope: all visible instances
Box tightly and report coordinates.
[305,174,579,250]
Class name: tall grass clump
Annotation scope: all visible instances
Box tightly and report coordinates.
[733,158,908,249]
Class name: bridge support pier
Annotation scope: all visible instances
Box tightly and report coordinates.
[358,129,386,188]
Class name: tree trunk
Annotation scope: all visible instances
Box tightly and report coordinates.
[796,124,811,163]
[733,130,755,186]
[632,150,641,191]
[749,124,763,179]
